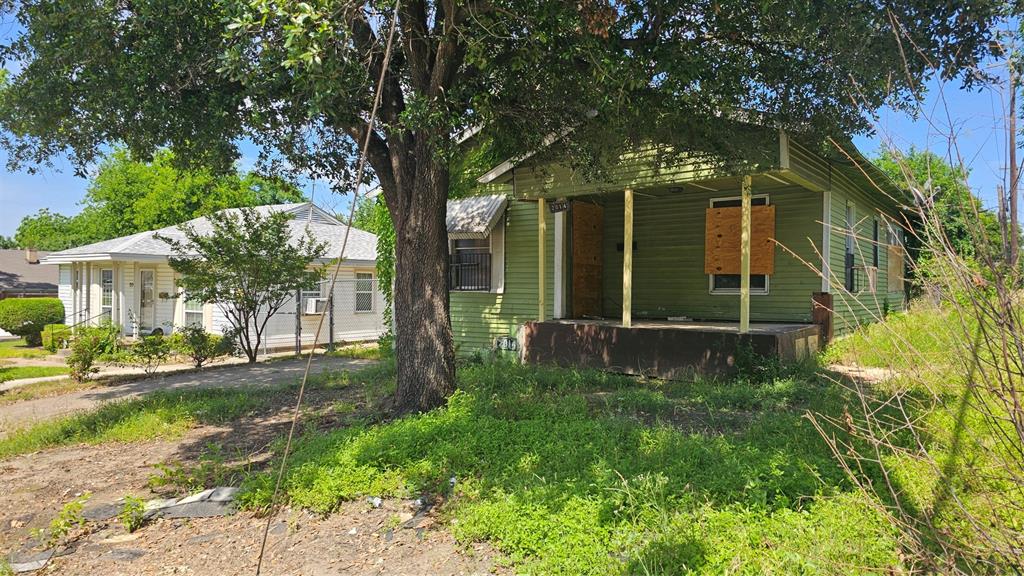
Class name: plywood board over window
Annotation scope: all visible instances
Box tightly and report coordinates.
[704,205,776,275]
[888,245,905,292]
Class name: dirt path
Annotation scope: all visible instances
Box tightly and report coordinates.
[0,384,503,575]
[0,356,375,432]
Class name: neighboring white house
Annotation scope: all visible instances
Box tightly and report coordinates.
[41,202,386,351]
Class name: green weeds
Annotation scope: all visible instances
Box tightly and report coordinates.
[240,361,897,574]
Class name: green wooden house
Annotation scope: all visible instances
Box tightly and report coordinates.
[446,130,906,377]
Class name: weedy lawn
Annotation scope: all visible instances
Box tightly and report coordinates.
[240,359,901,575]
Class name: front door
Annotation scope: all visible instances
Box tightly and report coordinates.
[571,201,604,318]
[139,269,156,331]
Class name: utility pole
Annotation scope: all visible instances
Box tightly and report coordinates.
[999,184,1009,261]
[1009,57,1020,269]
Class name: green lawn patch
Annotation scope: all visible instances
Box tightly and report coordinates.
[240,361,900,574]
[0,365,69,383]
[0,388,273,458]
[0,338,52,359]
[0,378,99,405]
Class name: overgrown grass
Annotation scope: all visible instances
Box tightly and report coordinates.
[0,365,69,383]
[824,301,959,370]
[0,338,51,359]
[0,377,97,405]
[240,360,900,574]
[326,343,383,360]
[0,388,273,458]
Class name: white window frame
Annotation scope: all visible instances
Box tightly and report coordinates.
[447,214,506,294]
[100,268,114,321]
[354,272,375,313]
[183,291,205,328]
[708,194,770,295]
[301,279,327,315]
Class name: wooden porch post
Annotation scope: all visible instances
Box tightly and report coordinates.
[538,197,546,321]
[740,175,752,334]
[622,188,634,328]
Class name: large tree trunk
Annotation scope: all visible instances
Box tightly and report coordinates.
[390,159,456,413]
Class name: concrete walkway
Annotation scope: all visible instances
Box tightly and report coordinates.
[0,355,375,432]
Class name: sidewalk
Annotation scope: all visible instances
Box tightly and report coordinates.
[0,350,332,393]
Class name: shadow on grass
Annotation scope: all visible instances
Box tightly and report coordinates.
[0,388,278,458]
[239,360,903,574]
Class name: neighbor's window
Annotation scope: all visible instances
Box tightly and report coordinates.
[100,269,114,321]
[183,293,204,327]
[355,273,374,312]
[301,279,326,314]
[709,196,769,294]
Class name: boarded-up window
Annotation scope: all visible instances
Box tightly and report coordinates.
[704,203,776,275]
[887,245,904,293]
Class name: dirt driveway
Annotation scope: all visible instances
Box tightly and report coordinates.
[0,380,503,575]
[0,356,375,432]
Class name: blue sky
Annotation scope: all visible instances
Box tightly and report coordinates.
[0,45,1014,238]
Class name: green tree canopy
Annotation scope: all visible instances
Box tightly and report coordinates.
[13,149,305,251]
[875,148,1005,269]
[0,0,1006,411]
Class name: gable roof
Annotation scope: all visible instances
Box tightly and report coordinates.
[0,250,58,296]
[41,203,377,265]
[447,195,508,239]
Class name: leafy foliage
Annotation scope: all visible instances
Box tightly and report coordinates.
[874,148,1007,279]
[13,149,305,251]
[36,493,89,548]
[66,324,120,382]
[0,297,64,346]
[129,334,171,376]
[169,325,236,368]
[158,208,327,362]
[41,323,70,352]
[118,496,146,533]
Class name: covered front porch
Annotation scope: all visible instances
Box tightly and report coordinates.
[516,168,831,378]
[521,319,819,378]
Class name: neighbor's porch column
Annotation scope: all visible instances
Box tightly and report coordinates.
[622,188,634,328]
[739,175,752,334]
[537,197,546,321]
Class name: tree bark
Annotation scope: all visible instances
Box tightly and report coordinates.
[389,157,456,413]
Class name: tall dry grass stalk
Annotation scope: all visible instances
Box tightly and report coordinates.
[805,57,1024,571]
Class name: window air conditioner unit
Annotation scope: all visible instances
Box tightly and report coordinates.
[305,297,328,315]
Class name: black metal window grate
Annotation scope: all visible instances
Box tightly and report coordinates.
[449,252,491,291]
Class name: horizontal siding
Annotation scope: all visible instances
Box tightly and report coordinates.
[511,141,779,199]
[450,200,554,353]
[826,165,907,336]
[57,265,72,325]
[601,186,823,322]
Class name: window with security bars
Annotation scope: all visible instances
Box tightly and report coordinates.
[355,273,374,312]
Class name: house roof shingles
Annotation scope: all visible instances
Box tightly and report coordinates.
[0,250,58,296]
[42,203,377,264]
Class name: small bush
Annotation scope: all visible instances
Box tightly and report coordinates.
[41,323,71,352]
[129,334,170,375]
[34,493,89,548]
[118,495,146,533]
[67,325,119,382]
[169,325,235,368]
[0,298,64,346]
